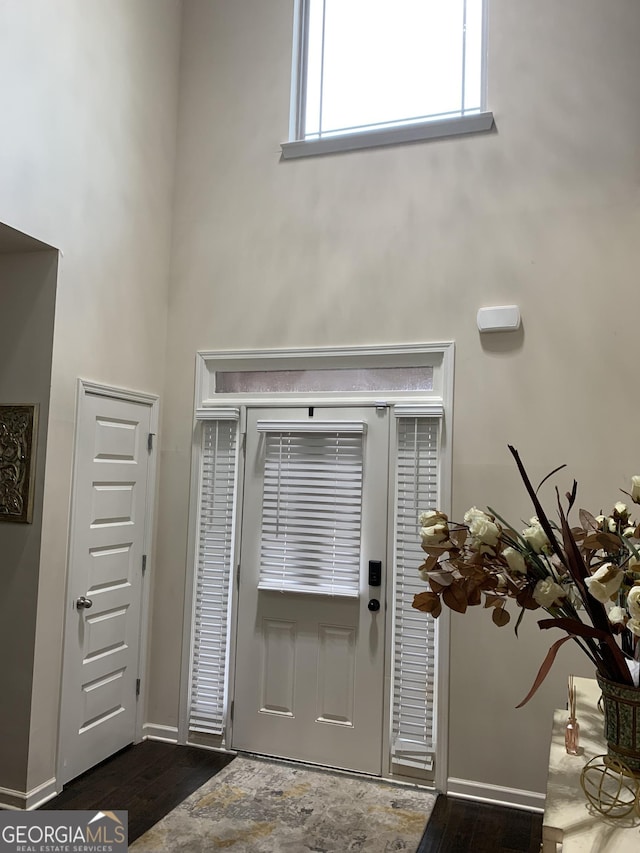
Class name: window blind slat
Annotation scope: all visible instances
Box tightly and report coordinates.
[392,417,439,771]
[189,419,237,736]
[258,429,364,597]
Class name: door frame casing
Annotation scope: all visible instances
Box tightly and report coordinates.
[180,343,453,792]
[56,379,159,787]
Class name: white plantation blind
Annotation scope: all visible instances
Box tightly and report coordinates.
[189,418,238,735]
[257,421,365,597]
[392,415,440,770]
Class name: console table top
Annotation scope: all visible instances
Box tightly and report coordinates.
[542,676,640,852]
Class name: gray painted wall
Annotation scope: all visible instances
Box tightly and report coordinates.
[0,250,57,792]
[0,0,182,796]
[150,0,640,799]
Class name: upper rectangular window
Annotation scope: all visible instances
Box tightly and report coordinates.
[215,367,433,395]
[284,0,492,158]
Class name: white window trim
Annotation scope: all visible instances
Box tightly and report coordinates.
[182,343,453,793]
[195,406,240,421]
[257,418,367,433]
[284,0,494,159]
[195,342,453,409]
[282,113,494,160]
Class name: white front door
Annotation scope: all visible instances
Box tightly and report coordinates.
[59,385,155,784]
[232,406,389,775]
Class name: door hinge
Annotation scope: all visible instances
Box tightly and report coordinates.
[241,432,246,454]
[136,678,141,698]
[148,433,155,452]
[230,700,234,722]
[236,563,241,589]
[142,554,147,574]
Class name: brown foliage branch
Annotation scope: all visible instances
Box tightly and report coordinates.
[412,447,639,706]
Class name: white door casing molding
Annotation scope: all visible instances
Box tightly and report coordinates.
[57,380,159,787]
[180,343,453,792]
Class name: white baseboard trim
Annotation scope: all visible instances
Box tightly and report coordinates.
[0,777,58,811]
[0,786,26,810]
[447,777,545,813]
[143,723,179,743]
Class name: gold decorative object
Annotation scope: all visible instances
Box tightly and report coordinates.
[580,755,640,819]
[0,404,38,524]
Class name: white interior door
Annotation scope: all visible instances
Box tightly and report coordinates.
[59,385,154,784]
[232,406,389,775]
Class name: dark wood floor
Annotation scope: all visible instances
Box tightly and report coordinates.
[417,794,543,853]
[38,741,542,851]
[40,740,234,843]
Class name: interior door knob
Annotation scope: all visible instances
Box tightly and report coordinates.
[368,599,380,612]
[76,596,93,610]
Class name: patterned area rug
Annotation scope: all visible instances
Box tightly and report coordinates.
[130,756,436,852]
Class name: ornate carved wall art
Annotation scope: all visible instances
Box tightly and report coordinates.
[0,405,38,523]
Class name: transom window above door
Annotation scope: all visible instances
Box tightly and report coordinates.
[195,343,451,409]
[282,0,494,158]
[215,367,433,395]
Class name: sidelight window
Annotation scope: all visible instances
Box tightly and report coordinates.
[188,416,238,735]
[391,413,440,771]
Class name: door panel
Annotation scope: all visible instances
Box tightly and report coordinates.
[59,390,152,784]
[232,406,389,775]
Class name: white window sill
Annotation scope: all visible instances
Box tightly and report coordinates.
[281,112,494,160]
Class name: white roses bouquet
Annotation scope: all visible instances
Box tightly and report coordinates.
[413,446,640,704]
